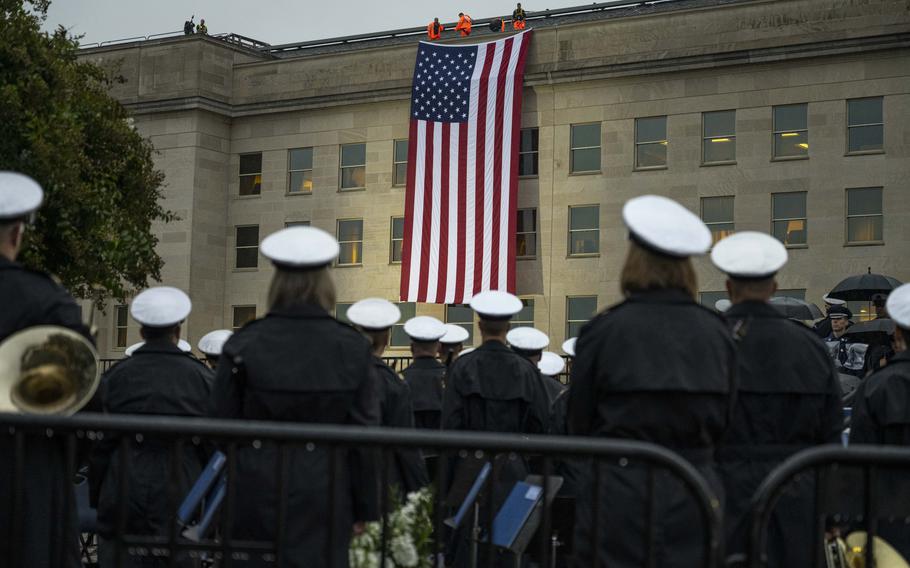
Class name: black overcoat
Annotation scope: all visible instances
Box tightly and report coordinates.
[567,289,736,568]
[209,304,380,568]
[401,356,446,430]
[717,301,843,565]
[0,256,89,568]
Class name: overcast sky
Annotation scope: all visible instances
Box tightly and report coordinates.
[41,0,583,46]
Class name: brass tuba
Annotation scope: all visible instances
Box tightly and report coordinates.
[0,326,100,415]
[844,532,910,568]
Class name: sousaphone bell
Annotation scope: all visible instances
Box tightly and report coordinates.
[0,326,100,415]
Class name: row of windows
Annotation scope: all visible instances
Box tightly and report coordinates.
[237,97,884,195]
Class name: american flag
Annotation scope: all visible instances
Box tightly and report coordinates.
[400,30,533,303]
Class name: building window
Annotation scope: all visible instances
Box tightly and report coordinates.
[846,187,883,244]
[772,192,807,246]
[699,291,728,309]
[390,217,405,263]
[340,143,366,190]
[702,110,735,164]
[516,208,537,259]
[285,220,311,228]
[570,123,600,173]
[846,300,877,323]
[393,140,408,186]
[390,302,416,347]
[568,205,599,256]
[773,103,808,158]
[519,128,539,176]
[288,148,313,194]
[773,289,806,301]
[446,304,474,345]
[847,97,883,153]
[510,299,535,330]
[337,219,364,265]
[701,196,734,245]
[232,306,257,330]
[114,305,128,348]
[566,296,597,339]
[235,225,259,269]
[239,153,262,196]
[635,116,668,169]
[335,303,353,325]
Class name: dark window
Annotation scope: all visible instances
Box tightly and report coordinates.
[570,123,600,173]
[772,192,807,246]
[566,296,597,338]
[393,140,408,186]
[568,205,599,255]
[516,208,537,259]
[232,306,256,330]
[519,128,539,176]
[390,302,416,347]
[337,219,364,265]
[114,305,128,348]
[285,221,311,228]
[773,104,808,158]
[846,187,883,244]
[340,143,366,190]
[335,303,353,325]
[703,110,735,163]
[635,116,668,168]
[239,153,262,196]
[390,217,405,263]
[235,225,259,269]
[510,299,535,329]
[446,304,474,345]
[847,97,883,153]
[774,289,806,301]
[288,148,313,194]
[701,196,734,245]
[699,291,728,309]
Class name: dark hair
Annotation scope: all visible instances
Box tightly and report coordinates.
[268,266,336,312]
[619,241,698,300]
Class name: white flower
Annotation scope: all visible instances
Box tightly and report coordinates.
[366,551,380,568]
[391,535,419,567]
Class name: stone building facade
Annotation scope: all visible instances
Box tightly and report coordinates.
[81,0,910,358]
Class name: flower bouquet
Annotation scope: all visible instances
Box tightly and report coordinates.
[349,486,435,568]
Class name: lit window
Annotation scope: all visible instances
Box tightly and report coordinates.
[239,153,262,196]
[773,104,808,158]
[568,205,599,256]
[635,116,668,168]
[846,187,883,244]
[390,217,405,263]
[446,304,474,345]
[288,148,313,194]
[393,140,408,186]
[702,110,735,164]
[847,97,883,153]
[516,208,537,259]
[114,305,128,348]
[701,196,734,245]
[570,123,600,173]
[519,128,539,176]
[846,300,876,323]
[772,192,807,246]
[232,306,256,330]
[390,303,416,347]
[566,296,597,339]
[340,143,366,190]
[235,225,259,269]
[510,299,535,330]
[337,219,364,265]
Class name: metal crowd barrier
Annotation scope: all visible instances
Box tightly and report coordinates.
[746,444,910,568]
[0,412,722,567]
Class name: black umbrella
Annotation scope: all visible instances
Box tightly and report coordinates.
[769,296,823,320]
[844,318,895,344]
[827,268,902,301]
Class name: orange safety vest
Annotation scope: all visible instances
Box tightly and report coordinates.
[513,19,526,30]
[427,22,443,40]
[455,14,472,36]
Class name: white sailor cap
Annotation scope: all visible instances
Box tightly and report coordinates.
[260,226,339,269]
[711,231,788,279]
[715,299,732,313]
[506,327,549,352]
[562,337,577,357]
[347,298,401,330]
[130,286,192,328]
[0,172,43,221]
[403,316,446,341]
[622,195,712,258]
[468,290,523,320]
[538,351,566,377]
[440,324,470,345]
[459,347,476,356]
[822,294,847,306]
[886,284,910,329]
[198,329,233,357]
[124,339,192,357]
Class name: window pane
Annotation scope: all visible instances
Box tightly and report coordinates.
[567,297,597,322]
[703,110,735,137]
[703,138,735,163]
[846,300,876,322]
[338,220,364,242]
[394,163,408,186]
[636,116,666,143]
[571,148,600,172]
[390,303,416,347]
[233,306,256,329]
[774,131,809,157]
[847,217,882,242]
[511,299,535,329]
[570,230,599,254]
[289,148,313,171]
[289,170,313,193]
[709,223,736,245]
[239,174,261,196]
[699,291,728,308]
[338,242,363,265]
[394,140,409,162]
[116,328,128,348]
[847,188,882,216]
[848,125,883,152]
[236,226,259,247]
[701,197,734,224]
[570,124,600,148]
[285,221,311,227]
[391,217,405,239]
[519,153,539,176]
[239,153,262,175]
[848,98,882,125]
[517,209,536,232]
[446,304,474,345]
[341,143,366,166]
[772,192,806,219]
[636,143,667,168]
[517,234,536,258]
[570,206,598,230]
[236,248,258,269]
[341,166,366,189]
[116,305,128,327]
[773,219,807,246]
[520,128,539,152]
[774,104,807,131]
[335,303,353,325]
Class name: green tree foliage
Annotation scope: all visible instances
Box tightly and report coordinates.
[0,0,175,307]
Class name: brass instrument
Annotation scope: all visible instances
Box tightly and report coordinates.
[844,532,910,568]
[0,326,100,415]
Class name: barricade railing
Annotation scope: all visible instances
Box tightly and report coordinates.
[745,444,910,568]
[0,412,722,567]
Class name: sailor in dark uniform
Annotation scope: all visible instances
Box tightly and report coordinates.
[347,299,429,495]
[438,322,469,364]
[197,328,232,370]
[507,326,565,406]
[850,283,910,559]
[567,195,736,568]
[825,306,868,377]
[90,286,214,568]
[401,316,449,430]
[0,172,88,568]
[209,226,379,568]
[814,294,848,339]
[710,231,843,566]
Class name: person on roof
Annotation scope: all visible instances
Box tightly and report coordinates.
[512,3,527,30]
[427,17,444,40]
[455,12,472,37]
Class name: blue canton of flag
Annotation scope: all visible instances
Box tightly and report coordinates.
[410,44,477,123]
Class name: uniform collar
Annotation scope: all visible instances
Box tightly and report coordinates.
[627,288,695,305]
[478,339,510,352]
[267,303,332,320]
[411,356,445,368]
[889,350,910,365]
[134,339,186,356]
[726,300,785,320]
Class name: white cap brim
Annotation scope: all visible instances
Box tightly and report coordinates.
[469,290,523,319]
[260,226,339,268]
[131,286,192,327]
[711,231,787,278]
[623,195,711,257]
[506,327,549,351]
[347,298,401,330]
[0,172,43,220]
[404,316,446,341]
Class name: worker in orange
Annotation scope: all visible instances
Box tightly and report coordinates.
[512,3,527,30]
[427,17,444,40]
[455,12,472,37]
